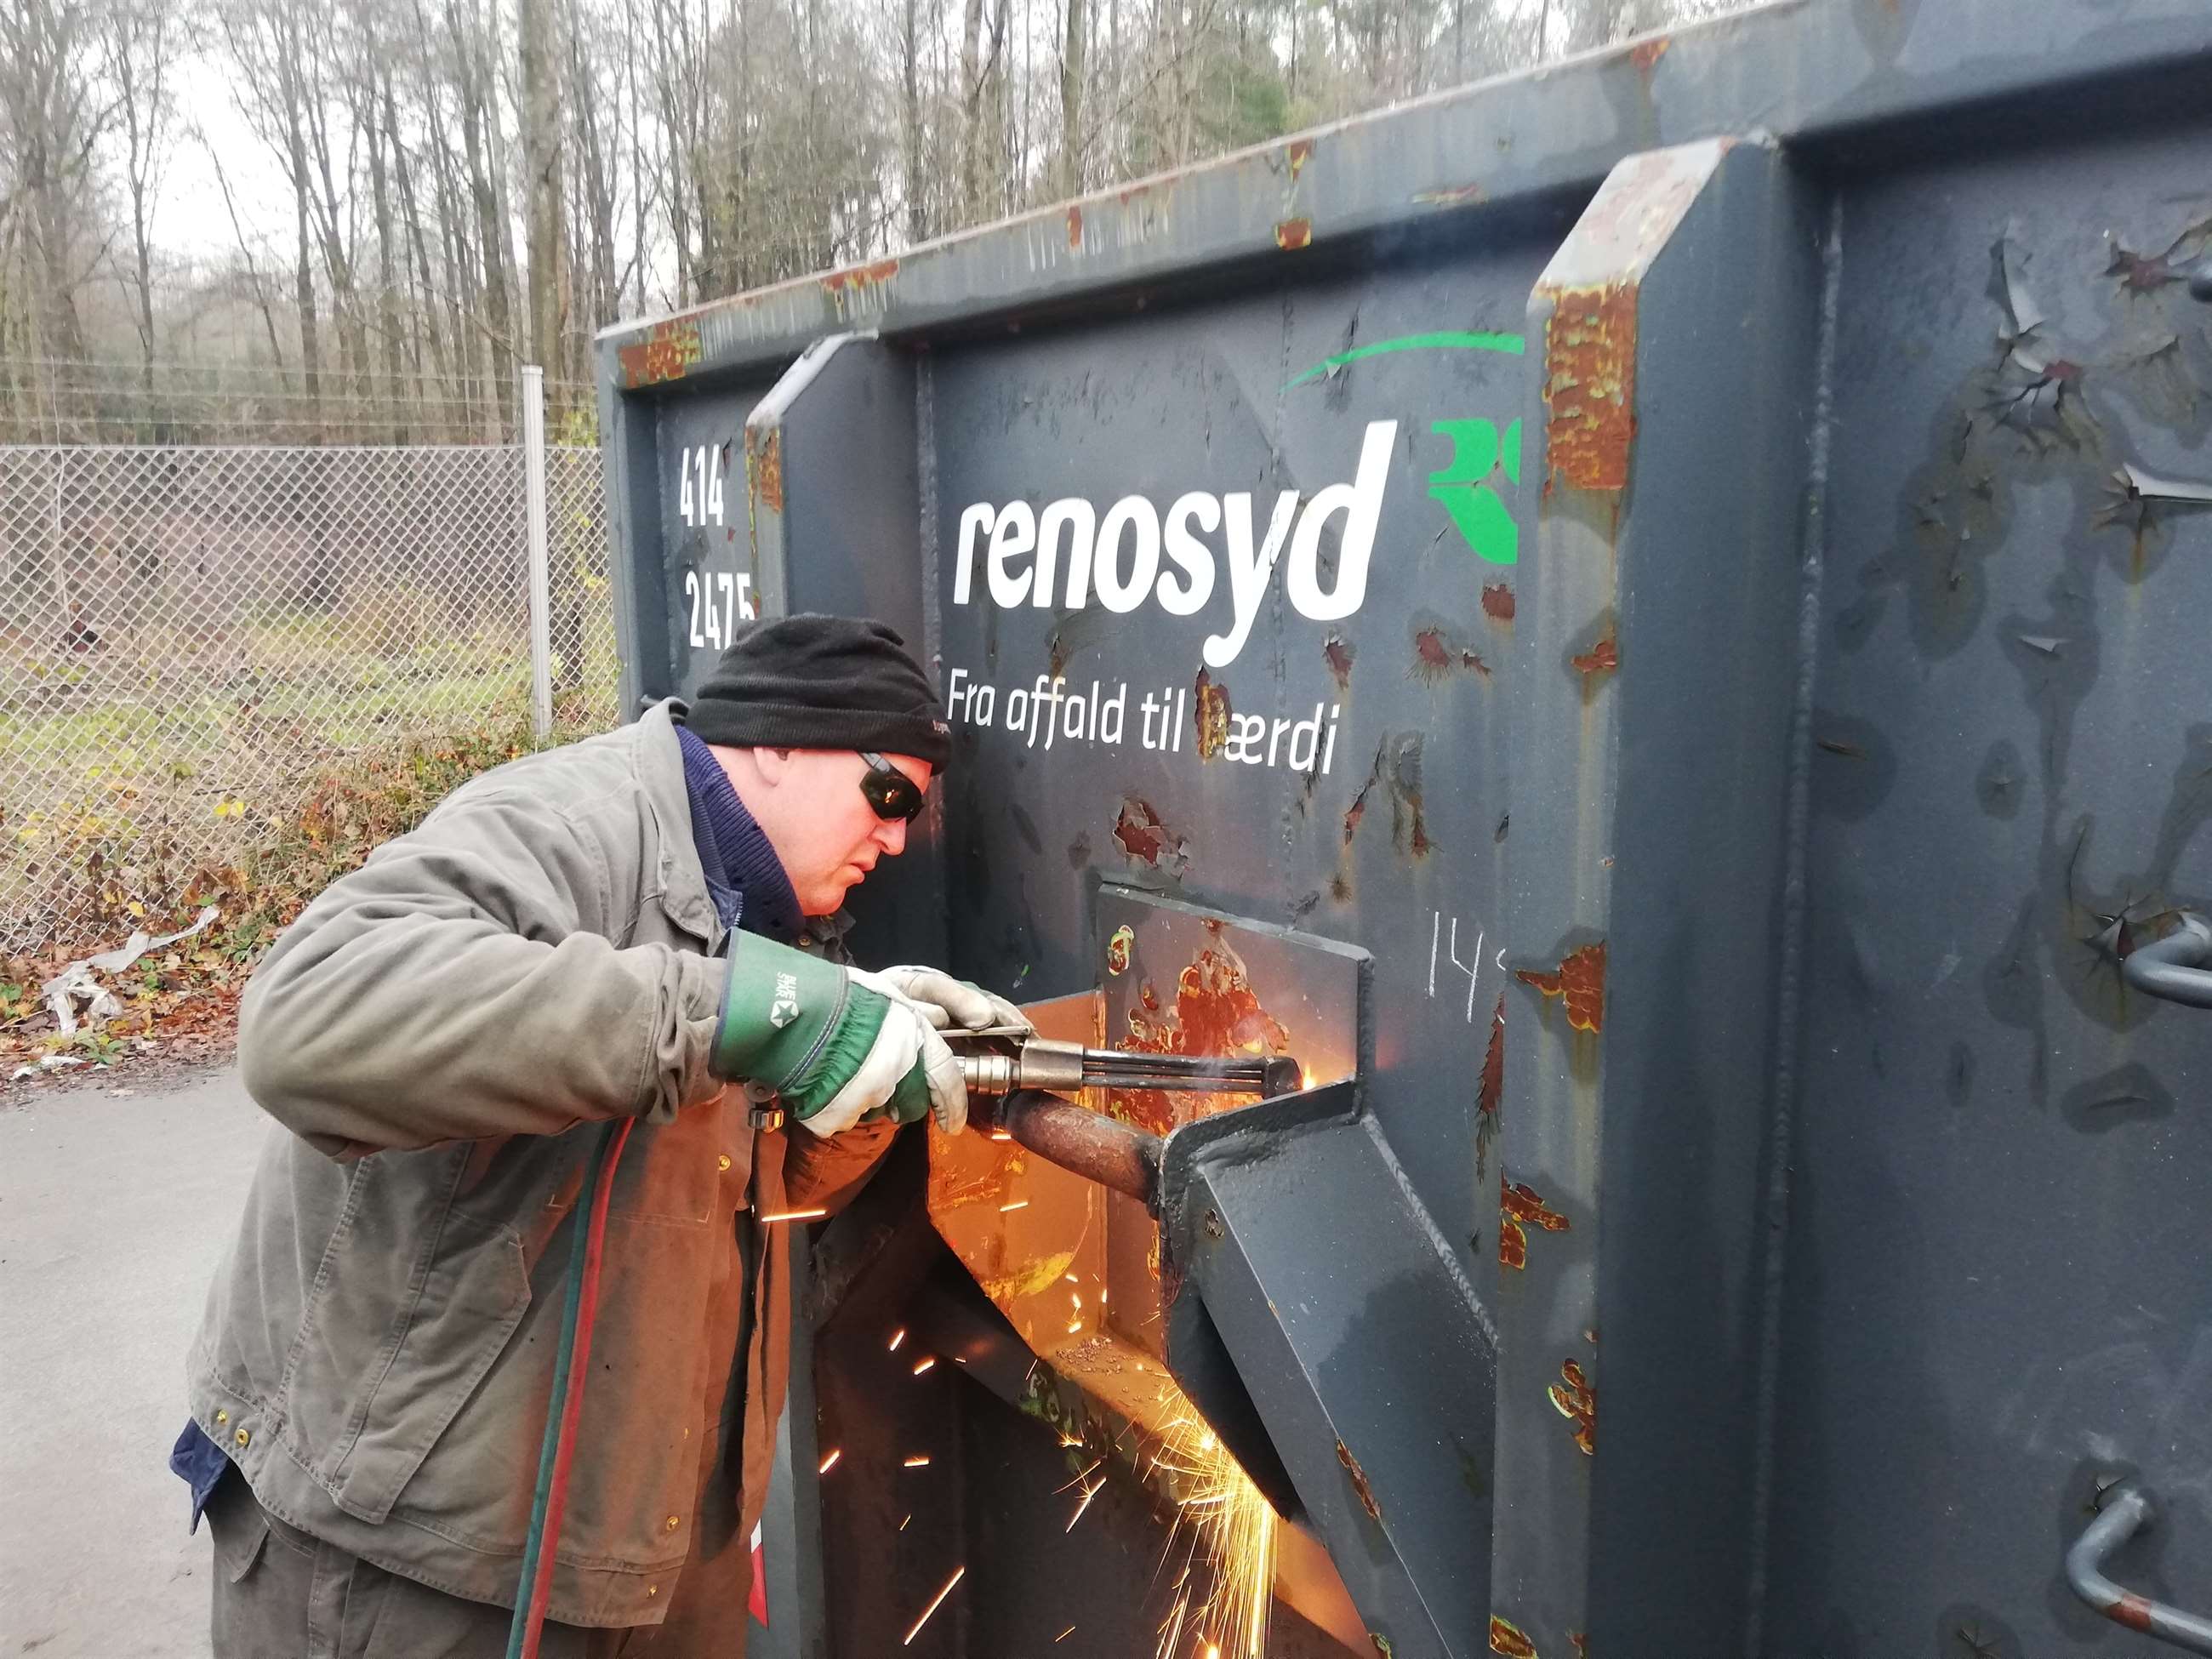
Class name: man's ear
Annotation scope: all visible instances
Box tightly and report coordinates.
[752,746,793,788]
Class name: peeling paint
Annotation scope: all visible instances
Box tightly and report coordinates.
[1112,798,1188,875]
[1542,285,1638,492]
[746,426,784,514]
[1516,943,1606,1034]
[1287,138,1314,180]
[1489,1616,1539,1657]
[1500,1175,1569,1269]
[1629,35,1671,74]
[1571,636,1618,684]
[1065,205,1084,250]
[1414,181,1488,208]
[820,257,899,296]
[1548,1358,1596,1454]
[1105,924,1133,975]
[1413,625,1491,682]
[1325,635,1356,689]
[1193,668,1232,758]
[1476,995,1505,1182]
[617,317,703,388]
[1114,944,1291,1134]
[1275,217,1314,251]
[1481,584,1516,623]
[1336,1440,1382,1522]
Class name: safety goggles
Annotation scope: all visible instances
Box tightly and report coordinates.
[858,752,929,822]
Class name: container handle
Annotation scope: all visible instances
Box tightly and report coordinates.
[2065,1479,2212,1654]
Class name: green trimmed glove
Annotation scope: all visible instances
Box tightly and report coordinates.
[710,935,967,1136]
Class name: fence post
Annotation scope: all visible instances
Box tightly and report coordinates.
[521,364,553,745]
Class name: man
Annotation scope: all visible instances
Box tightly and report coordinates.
[175,615,1016,1656]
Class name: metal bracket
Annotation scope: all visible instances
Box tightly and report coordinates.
[2124,913,2212,1010]
[2065,1479,2212,1654]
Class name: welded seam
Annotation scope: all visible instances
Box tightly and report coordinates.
[1742,187,1844,1657]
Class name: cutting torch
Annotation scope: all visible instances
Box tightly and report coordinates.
[944,1027,1303,1211]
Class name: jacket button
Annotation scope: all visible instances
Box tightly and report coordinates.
[718,1154,733,1172]
[214,1410,228,1425]
[647,1586,658,1598]
[665,1515,681,1531]
[234,1428,250,1447]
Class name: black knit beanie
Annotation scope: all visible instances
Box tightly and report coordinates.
[685,614,952,769]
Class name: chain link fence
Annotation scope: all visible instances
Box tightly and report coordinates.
[1,434,616,955]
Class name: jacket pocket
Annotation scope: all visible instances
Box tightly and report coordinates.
[288,1198,532,1526]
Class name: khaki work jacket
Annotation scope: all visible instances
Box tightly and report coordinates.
[185,701,892,1628]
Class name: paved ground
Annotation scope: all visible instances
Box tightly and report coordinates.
[1,1067,267,1658]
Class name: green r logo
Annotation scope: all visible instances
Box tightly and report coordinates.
[1428,418,1521,566]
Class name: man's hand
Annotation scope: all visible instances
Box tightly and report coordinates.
[864,967,1033,1035]
[710,938,967,1136]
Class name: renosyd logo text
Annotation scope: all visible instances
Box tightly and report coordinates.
[951,421,1397,670]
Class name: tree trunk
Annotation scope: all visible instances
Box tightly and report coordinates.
[1058,0,1084,200]
[520,0,570,413]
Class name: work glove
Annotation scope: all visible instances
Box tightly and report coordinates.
[866,967,1033,1035]
[710,936,967,1137]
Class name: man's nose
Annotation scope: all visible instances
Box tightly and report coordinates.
[874,816,909,857]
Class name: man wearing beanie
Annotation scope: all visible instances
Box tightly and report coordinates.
[176,615,1015,1656]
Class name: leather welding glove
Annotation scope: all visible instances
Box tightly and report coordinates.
[710,936,967,1136]
[867,967,1034,1035]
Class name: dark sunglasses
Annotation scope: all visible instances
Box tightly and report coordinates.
[858,752,929,822]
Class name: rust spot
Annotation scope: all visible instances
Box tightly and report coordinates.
[1628,34,1669,74]
[1489,1616,1539,1658]
[1336,1440,1382,1522]
[1325,634,1355,689]
[1114,945,1291,1134]
[1065,205,1084,249]
[1476,995,1505,1181]
[1137,978,1161,1013]
[1413,626,1490,682]
[1517,944,1606,1035]
[2113,1592,2156,1632]
[616,317,703,388]
[1193,668,1231,758]
[1543,285,1637,493]
[1548,1358,1596,1455]
[1481,584,1516,623]
[1414,181,1488,208]
[1105,924,1133,976]
[1287,138,1314,180]
[820,257,899,296]
[1275,217,1313,251]
[746,427,784,514]
[1499,1174,1569,1269]
[1112,799,1188,875]
[1571,636,1618,684]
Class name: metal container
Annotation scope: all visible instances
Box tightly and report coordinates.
[597,3,2212,1652]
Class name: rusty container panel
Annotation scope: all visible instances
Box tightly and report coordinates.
[595,5,2212,1656]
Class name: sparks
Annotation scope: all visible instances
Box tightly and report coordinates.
[904,1454,932,1468]
[1149,1384,1279,1659]
[1066,1319,1085,1335]
[818,1449,841,1474]
[755,1207,829,1224]
[1055,1628,1076,1644]
[899,1514,911,1531]
[888,1328,907,1352]
[999,1199,1030,1212]
[989,1129,1012,1141]
[1065,1480,1101,1531]
[902,1565,965,1645]
[913,1355,938,1375]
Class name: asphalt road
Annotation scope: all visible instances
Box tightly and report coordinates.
[0,1067,268,1658]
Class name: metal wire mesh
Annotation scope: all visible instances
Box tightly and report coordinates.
[1,442,616,954]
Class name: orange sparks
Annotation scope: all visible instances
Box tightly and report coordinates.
[999,1199,1030,1212]
[904,1455,932,1468]
[989,1129,1012,1141]
[818,1449,841,1474]
[888,1328,907,1352]
[913,1356,938,1375]
[902,1565,965,1645]
[756,1207,829,1224]
[899,1514,911,1531]
[1067,1319,1085,1334]
[1056,1628,1076,1644]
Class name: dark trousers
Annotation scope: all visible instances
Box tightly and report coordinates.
[205,1473,749,1659]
